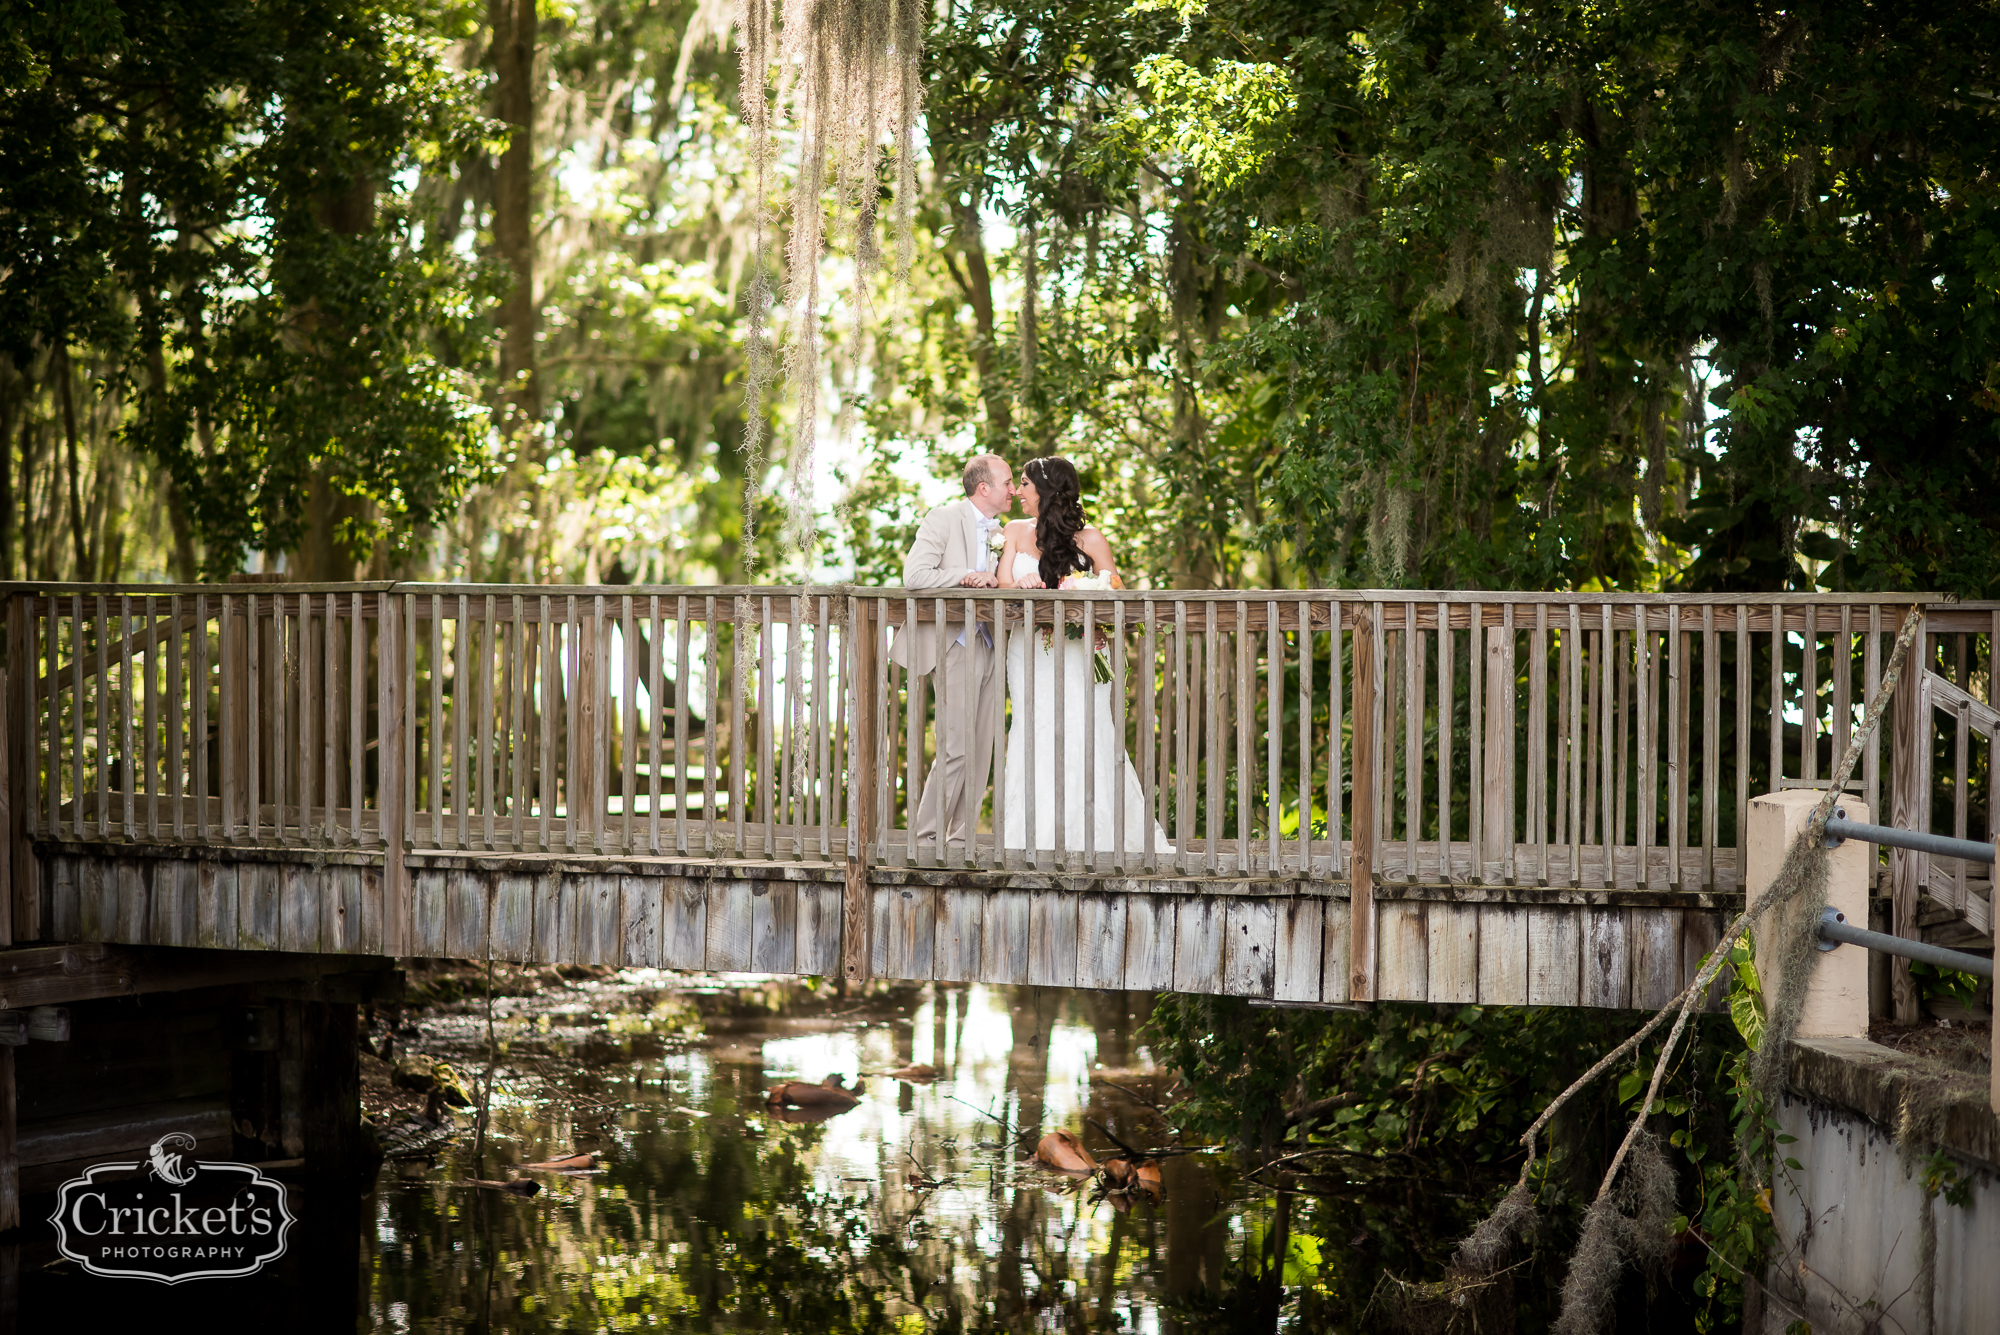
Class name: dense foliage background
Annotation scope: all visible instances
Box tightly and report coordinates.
[3,0,1994,592]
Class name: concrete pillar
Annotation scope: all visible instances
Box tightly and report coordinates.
[1746,790,1871,1039]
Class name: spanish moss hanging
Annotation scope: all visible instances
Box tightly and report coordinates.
[736,0,925,566]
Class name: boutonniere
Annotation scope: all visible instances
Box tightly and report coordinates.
[986,525,1007,553]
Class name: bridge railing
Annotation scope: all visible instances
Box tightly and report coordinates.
[4,584,1990,916]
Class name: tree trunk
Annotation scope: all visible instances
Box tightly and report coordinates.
[56,344,89,581]
[947,197,1014,441]
[491,0,538,431]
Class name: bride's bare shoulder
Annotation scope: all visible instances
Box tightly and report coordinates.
[1004,518,1036,536]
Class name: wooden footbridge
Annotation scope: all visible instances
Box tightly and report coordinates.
[3,583,1991,1010]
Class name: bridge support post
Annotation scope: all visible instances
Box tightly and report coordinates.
[1888,611,1928,1023]
[843,598,876,984]
[1348,608,1375,1002]
[1747,789,1871,1038]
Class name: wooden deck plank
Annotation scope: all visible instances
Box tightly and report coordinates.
[1028,889,1079,988]
[1377,902,1429,1001]
[492,874,534,962]
[1526,906,1581,1007]
[663,877,707,971]
[978,889,1029,984]
[1076,894,1127,990]
[796,884,841,977]
[1628,906,1683,1010]
[1172,897,1224,995]
[444,868,484,958]
[76,859,104,941]
[706,879,753,971]
[1223,898,1276,997]
[328,865,363,954]
[358,866,384,956]
[869,886,891,977]
[1320,899,1350,1004]
[226,863,265,953]
[1681,909,1726,1012]
[530,871,563,964]
[1273,897,1324,1003]
[886,885,935,981]
[1581,908,1630,1008]
[750,880,798,974]
[278,863,315,953]
[49,858,76,941]
[622,875,664,968]
[1427,903,1479,1005]
[1476,905,1529,1006]
[581,873,621,965]
[1121,894,1176,992]
[556,874,581,964]
[412,869,447,957]
[115,862,147,944]
[934,888,983,983]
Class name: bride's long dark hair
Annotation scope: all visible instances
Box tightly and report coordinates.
[1025,456,1091,586]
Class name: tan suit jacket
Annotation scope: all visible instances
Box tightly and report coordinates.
[889,499,992,676]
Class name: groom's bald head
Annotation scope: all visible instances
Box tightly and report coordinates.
[962,453,1008,497]
[963,454,1015,519]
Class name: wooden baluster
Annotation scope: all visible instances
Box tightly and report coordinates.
[1614,621,1630,861]
[674,597,691,854]
[511,596,526,850]
[1205,603,1222,877]
[846,595,862,862]
[1467,603,1483,882]
[621,594,638,854]
[1953,689,1970,913]
[1769,600,1785,790]
[94,591,110,835]
[9,597,36,936]
[45,597,60,841]
[144,598,159,841]
[190,593,208,843]
[1266,600,1280,876]
[1082,598,1097,872]
[245,594,259,843]
[450,595,467,850]
[215,591,233,839]
[1568,603,1584,888]
[1834,606,1853,786]
[1890,605,1928,1022]
[649,594,665,855]
[1141,599,1159,873]
[1737,605,1752,866]
[1702,606,1720,891]
[1666,605,1683,890]
[1438,601,1454,881]
[1598,605,1614,883]
[1802,604,1819,786]
[593,595,612,851]
[350,592,364,847]
[843,596,878,981]
[119,594,138,838]
[1634,604,1651,891]
[1328,599,1343,880]
[482,594,498,851]
[1531,605,1549,885]
[539,596,556,851]
[1173,601,1189,873]
[1404,602,1421,883]
[758,596,775,860]
[1349,606,1377,1002]
[832,596,849,860]
[1501,604,1518,885]
[425,595,440,848]
[815,595,831,860]
[965,594,983,868]
[1296,599,1312,876]
[321,593,338,845]
[379,594,408,954]
[1234,598,1251,877]
[784,595,803,855]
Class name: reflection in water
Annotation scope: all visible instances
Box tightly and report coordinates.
[365,975,1497,1332]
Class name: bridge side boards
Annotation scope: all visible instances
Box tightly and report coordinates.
[35,847,1732,1010]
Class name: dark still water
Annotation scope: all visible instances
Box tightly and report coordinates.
[9,972,1505,1332]
[366,971,1498,1333]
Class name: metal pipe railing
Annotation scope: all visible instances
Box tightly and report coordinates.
[1823,812,1996,865]
[1817,908,1994,979]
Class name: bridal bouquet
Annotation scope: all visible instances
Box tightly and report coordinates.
[1048,570,1121,681]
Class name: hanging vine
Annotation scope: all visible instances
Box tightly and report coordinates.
[735,0,925,564]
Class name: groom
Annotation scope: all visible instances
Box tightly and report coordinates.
[893,453,1014,850]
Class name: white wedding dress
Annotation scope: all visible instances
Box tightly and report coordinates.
[1000,551,1174,857]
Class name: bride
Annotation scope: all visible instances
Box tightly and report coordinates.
[996,456,1172,859]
